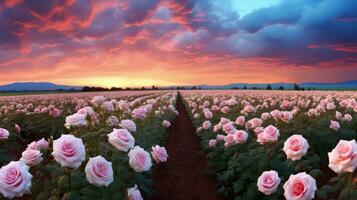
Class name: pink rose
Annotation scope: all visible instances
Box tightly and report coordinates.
[0,128,9,140]
[120,120,137,132]
[118,100,130,112]
[244,105,256,113]
[257,125,280,144]
[64,113,87,129]
[202,120,211,129]
[26,141,37,151]
[128,146,152,172]
[144,104,153,113]
[216,134,226,141]
[49,107,61,117]
[106,116,119,127]
[261,112,271,121]
[328,139,357,173]
[339,100,348,107]
[131,108,147,119]
[204,111,213,119]
[283,135,309,161]
[213,124,222,132]
[280,111,293,123]
[335,111,342,120]
[326,102,336,110]
[85,156,113,187]
[211,105,220,111]
[151,145,168,164]
[223,122,236,135]
[101,101,115,112]
[221,106,230,114]
[233,130,248,143]
[0,161,32,199]
[254,127,264,135]
[26,138,49,151]
[162,120,171,128]
[257,170,281,195]
[329,120,340,131]
[208,139,217,147]
[77,106,96,116]
[91,96,106,106]
[127,185,143,200]
[52,134,86,168]
[342,114,352,122]
[203,101,210,107]
[246,118,263,129]
[224,134,236,147]
[270,110,281,120]
[235,116,245,126]
[107,129,135,152]
[35,138,49,150]
[20,149,43,166]
[228,98,237,106]
[220,117,231,125]
[283,172,317,200]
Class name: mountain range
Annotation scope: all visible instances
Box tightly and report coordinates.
[0,81,357,91]
[0,82,82,91]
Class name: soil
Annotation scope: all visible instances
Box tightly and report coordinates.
[150,94,222,200]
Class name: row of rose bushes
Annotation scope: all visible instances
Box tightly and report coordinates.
[181,90,357,200]
[0,91,177,199]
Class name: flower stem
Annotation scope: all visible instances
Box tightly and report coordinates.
[67,168,72,191]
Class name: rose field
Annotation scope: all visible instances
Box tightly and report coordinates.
[0,90,357,200]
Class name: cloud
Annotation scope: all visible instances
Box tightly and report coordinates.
[122,0,159,25]
[0,0,356,85]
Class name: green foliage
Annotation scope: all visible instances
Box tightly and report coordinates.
[0,93,178,199]
[183,94,357,200]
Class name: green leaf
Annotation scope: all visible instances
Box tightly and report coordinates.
[309,169,322,178]
[57,175,69,193]
[316,190,328,199]
[329,176,339,183]
[320,185,335,193]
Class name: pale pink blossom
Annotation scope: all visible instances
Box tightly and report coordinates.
[0,161,32,199]
[85,156,113,187]
[235,116,245,126]
[257,170,281,195]
[208,139,217,147]
[283,172,317,200]
[328,139,357,173]
[151,145,168,164]
[257,125,280,144]
[329,120,340,131]
[283,135,309,161]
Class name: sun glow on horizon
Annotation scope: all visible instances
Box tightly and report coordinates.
[61,76,182,88]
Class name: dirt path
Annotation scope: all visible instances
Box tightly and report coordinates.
[150,94,221,200]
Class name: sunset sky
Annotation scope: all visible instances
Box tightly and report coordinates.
[1,0,357,87]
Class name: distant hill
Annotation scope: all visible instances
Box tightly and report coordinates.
[0,82,83,91]
[1,80,357,91]
[167,80,357,90]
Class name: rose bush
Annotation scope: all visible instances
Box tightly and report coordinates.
[0,91,177,199]
[182,90,357,200]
